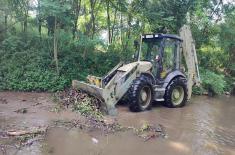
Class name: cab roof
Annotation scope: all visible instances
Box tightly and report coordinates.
[142,34,183,41]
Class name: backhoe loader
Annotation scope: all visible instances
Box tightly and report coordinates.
[72,25,200,115]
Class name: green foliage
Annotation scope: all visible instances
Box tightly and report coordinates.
[0,32,134,92]
[219,5,235,76]
[0,0,234,97]
[1,35,25,52]
[224,76,235,93]
[72,97,103,120]
[5,70,68,92]
[199,45,228,71]
[192,86,205,95]
[199,68,226,95]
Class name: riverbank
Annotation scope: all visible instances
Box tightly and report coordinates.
[0,92,234,155]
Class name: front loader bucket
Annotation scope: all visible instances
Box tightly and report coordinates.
[72,80,103,99]
[72,61,143,116]
[72,80,117,115]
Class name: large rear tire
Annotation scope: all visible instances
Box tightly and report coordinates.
[164,77,188,108]
[129,76,154,112]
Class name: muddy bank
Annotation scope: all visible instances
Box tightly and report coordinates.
[0,92,80,155]
[0,92,235,155]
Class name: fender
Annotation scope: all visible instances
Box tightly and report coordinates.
[163,70,186,88]
[140,72,156,85]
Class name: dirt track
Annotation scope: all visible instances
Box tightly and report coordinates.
[0,92,235,155]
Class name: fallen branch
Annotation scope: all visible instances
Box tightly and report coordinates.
[6,127,48,136]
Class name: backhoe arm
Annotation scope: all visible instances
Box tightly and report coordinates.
[179,25,201,99]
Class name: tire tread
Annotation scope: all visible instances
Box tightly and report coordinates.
[164,77,188,108]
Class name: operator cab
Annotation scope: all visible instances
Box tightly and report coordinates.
[139,34,183,84]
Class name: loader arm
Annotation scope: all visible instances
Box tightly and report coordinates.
[72,62,142,115]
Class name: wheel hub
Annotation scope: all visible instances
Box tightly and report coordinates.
[141,90,148,102]
[139,86,151,107]
[171,86,184,106]
[173,90,180,99]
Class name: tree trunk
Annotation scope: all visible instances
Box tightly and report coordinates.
[23,7,29,33]
[106,0,111,44]
[73,0,81,39]
[38,19,42,37]
[53,17,59,74]
[120,13,123,44]
[123,13,132,50]
[23,18,27,32]
[4,15,7,30]
[127,13,131,39]
[111,8,117,43]
[90,0,97,38]
[38,0,42,37]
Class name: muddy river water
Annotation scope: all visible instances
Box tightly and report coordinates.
[0,92,235,155]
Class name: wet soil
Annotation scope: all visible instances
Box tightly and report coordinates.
[0,92,235,155]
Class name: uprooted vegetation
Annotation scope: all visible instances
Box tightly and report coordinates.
[52,119,167,141]
[54,88,104,119]
[53,88,167,139]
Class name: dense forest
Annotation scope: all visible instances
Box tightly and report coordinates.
[0,0,234,95]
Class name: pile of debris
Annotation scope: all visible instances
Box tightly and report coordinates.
[53,118,123,135]
[54,88,104,119]
[53,88,124,134]
[134,123,167,141]
[53,88,167,141]
[52,119,166,140]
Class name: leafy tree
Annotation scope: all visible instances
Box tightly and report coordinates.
[219,4,235,75]
[0,0,234,93]
[41,0,73,74]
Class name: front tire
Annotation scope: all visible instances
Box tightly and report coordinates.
[129,76,154,112]
[164,77,188,108]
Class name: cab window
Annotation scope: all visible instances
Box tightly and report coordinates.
[140,40,161,61]
[162,39,177,76]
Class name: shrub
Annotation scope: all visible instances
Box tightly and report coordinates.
[0,33,132,92]
[4,70,69,92]
[199,68,226,95]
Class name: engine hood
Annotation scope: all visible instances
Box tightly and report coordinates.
[118,61,152,72]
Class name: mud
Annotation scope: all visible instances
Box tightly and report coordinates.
[0,92,235,155]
